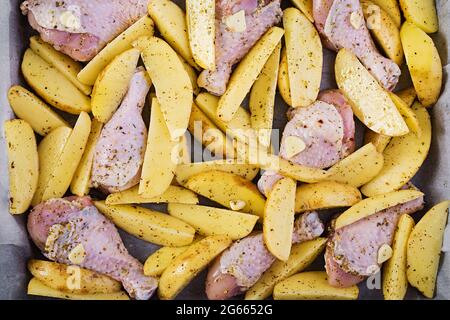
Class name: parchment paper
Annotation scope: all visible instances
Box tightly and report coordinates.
[0,0,448,300]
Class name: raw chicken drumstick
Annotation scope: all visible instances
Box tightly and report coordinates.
[27,196,158,300]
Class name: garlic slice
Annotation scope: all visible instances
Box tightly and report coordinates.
[224,10,247,33]
[284,136,306,159]
[230,200,246,211]
[377,244,393,264]
[68,243,86,265]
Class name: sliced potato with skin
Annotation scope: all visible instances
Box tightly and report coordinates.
[28,260,121,294]
[389,92,421,136]
[263,178,296,261]
[78,15,154,86]
[148,0,199,69]
[144,246,190,277]
[277,48,292,106]
[91,48,140,123]
[399,0,438,33]
[32,126,72,206]
[396,87,417,108]
[22,49,91,115]
[188,103,236,160]
[186,0,215,70]
[283,8,322,108]
[273,271,359,300]
[364,130,391,153]
[94,201,195,247]
[370,0,401,28]
[41,112,91,202]
[335,48,408,136]
[401,22,442,107]
[326,143,384,187]
[245,238,327,300]
[106,185,199,205]
[383,214,415,300]
[139,98,179,198]
[217,27,284,122]
[27,278,129,300]
[168,203,258,240]
[407,201,449,298]
[137,36,193,140]
[335,189,424,230]
[185,170,266,218]
[249,42,281,147]
[158,235,232,300]
[70,119,103,196]
[30,36,91,95]
[289,0,314,22]
[361,1,404,65]
[295,181,362,213]
[7,86,68,136]
[4,120,38,214]
[361,103,431,196]
[175,160,259,185]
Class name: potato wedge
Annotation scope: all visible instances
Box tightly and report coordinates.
[361,103,431,196]
[168,203,258,240]
[22,49,90,115]
[78,15,154,86]
[401,22,442,107]
[148,0,198,69]
[7,86,68,136]
[158,235,232,300]
[273,271,359,300]
[283,8,322,108]
[179,54,200,95]
[335,48,408,136]
[364,130,391,153]
[361,1,403,65]
[326,143,384,187]
[399,0,438,33]
[335,189,424,230]
[28,278,129,300]
[106,185,199,205]
[188,103,236,159]
[370,0,401,27]
[383,214,415,300]
[263,178,296,261]
[144,246,190,277]
[277,48,292,106]
[91,48,140,123]
[137,37,193,140]
[185,170,266,218]
[290,0,314,22]
[94,201,195,247]
[295,181,362,213]
[217,27,284,121]
[32,126,72,206]
[175,160,259,185]
[407,201,449,298]
[41,112,91,201]
[186,0,215,70]
[396,87,417,107]
[28,260,121,294]
[249,42,281,147]
[70,119,103,196]
[389,92,421,136]
[245,238,327,300]
[30,36,91,95]
[4,119,38,214]
[139,98,179,198]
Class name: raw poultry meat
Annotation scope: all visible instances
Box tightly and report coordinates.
[258,90,355,196]
[21,0,149,61]
[198,0,282,96]
[326,191,425,287]
[27,196,158,300]
[91,68,150,194]
[313,0,401,90]
[205,211,324,300]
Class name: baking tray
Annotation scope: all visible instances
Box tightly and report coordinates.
[0,0,449,300]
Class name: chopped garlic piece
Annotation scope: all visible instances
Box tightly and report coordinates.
[377,244,393,264]
[59,10,81,31]
[230,200,246,211]
[284,136,306,159]
[366,264,380,275]
[350,11,363,30]
[68,243,86,265]
[224,10,247,33]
